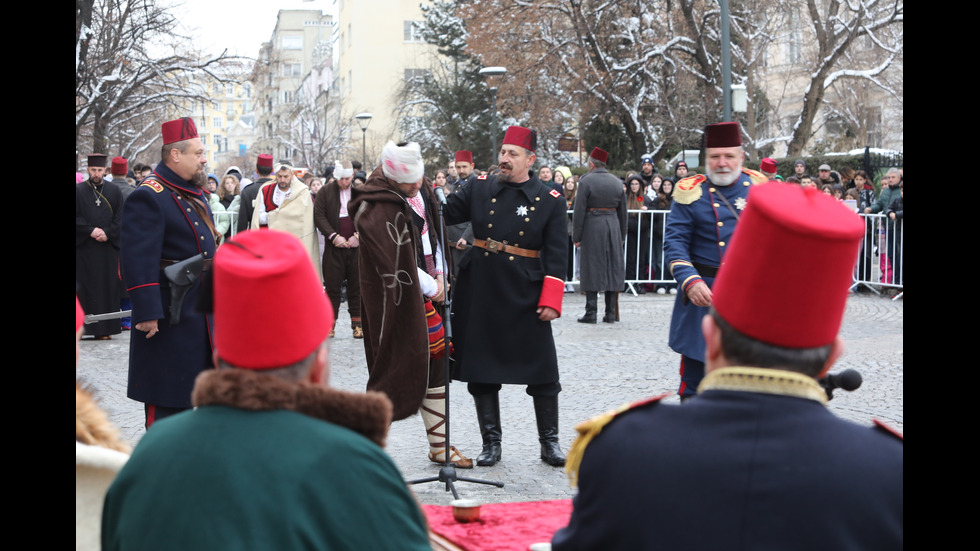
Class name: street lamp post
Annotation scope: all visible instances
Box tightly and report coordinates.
[479,67,507,162]
[354,112,373,167]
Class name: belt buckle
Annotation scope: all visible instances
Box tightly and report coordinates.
[485,238,502,253]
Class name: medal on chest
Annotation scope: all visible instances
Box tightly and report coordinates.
[516,205,529,217]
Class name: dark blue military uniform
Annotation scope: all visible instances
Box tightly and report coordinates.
[443,174,567,386]
[553,369,903,550]
[121,163,216,410]
[665,169,765,395]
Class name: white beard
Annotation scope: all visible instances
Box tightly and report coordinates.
[707,165,741,186]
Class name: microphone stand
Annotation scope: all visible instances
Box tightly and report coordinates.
[406,186,504,499]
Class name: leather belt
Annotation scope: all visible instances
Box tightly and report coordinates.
[692,262,719,278]
[473,238,540,258]
[161,258,214,270]
[588,207,616,211]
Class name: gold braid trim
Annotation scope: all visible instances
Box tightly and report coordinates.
[699,367,827,405]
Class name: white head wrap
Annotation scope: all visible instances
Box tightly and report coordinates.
[333,161,354,179]
[380,141,424,184]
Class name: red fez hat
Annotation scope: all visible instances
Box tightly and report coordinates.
[256,154,274,169]
[589,147,609,164]
[454,150,473,164]
[88,154,107,168]
[76,296,85,332]
[760,157,777,173]
[161,117,199,145]
[503,126,537,152]
[111,156,128,176]
[704,121,741,148]
[713,183,863,348]
[214,230,334,369]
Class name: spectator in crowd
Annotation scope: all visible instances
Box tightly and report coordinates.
[864,168,902,285]
[639,155,656,187]
[886,180,903,287]
[839,166,856,189]
[818,164,841,187]
[674,160,689,180]
[552,182,903,551]
[446,151,477,285]
[652,178,676,295]
[102,230,432,550]
[111,156,136,201]
[76,297,130,551]
[308,177,323,197]
[793,159,806,179]
[853,170,877,285]
[800,175,817,189]
[552,165,567,189]
[624,175,650,291]
[820,184,834,196]
[216,175,241,240]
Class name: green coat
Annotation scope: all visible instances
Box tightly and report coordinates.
[102,369,431,551]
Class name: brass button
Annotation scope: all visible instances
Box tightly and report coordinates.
[187,207,192,212]
[509,256,514,261]
[489,210,494,215]
[524,217,530,222]
[535,197,540,201]
[719,241,726,246]
[488,223,493,228]
[519,231,524,236]
[717,222,723,227]
[200,235,205,241]
[743,181,750,186]
[713,203,720,207]
[484,252,489,257]
[530,206,535,211]
[491,198,497,203]
[709,188,716,193]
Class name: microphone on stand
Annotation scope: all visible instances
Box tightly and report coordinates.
[434,186,448,205]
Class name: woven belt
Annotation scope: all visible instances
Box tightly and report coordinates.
[473,238,540,258]
[692,262,719,278]
[160,258,214,270]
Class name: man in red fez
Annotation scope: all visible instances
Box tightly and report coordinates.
[76,153,123,339]
[572,146,627,324]
[442,126,570,467]
[554,183,903,550]
[120,117,219,429]
[447,150,477,277]
[237,153,275,233]
[103,230,431,550]
[664,121,768,400]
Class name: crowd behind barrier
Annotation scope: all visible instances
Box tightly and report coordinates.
[562,209,903,297]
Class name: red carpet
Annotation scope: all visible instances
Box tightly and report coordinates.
[422,499,572,550]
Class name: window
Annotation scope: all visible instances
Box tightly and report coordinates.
[404,21,423,42]
[282,35,302,50]
[282,63,302,77]
[284,90,293,103]
[404,68,429,82]
[213,117,223,128]
[225,83,234,96]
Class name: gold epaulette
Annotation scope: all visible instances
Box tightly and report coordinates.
[139,179,164,193]
[741,168,769,184]
[565,394,669,487]
[672,174,706,205]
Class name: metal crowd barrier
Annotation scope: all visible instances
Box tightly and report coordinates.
[566,209,903,300]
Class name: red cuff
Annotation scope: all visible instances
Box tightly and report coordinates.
[538,276,565,317]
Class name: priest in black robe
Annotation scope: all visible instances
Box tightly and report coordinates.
[76,153,123,338]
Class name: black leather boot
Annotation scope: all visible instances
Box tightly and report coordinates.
[602,291,618,323]
[533,395,566,467]
[578,292,598,323]
[473,392,502,466]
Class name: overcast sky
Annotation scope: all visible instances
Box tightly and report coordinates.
[170,0,336,59]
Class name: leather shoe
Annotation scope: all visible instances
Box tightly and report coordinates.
[477,442,502,466]
[352,326,364,339]
[577,314,597,324]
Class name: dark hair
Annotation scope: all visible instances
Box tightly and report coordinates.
[854,170,868,180]
[711,310,832,378]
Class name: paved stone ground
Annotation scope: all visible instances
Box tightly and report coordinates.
[77,291,903,506]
